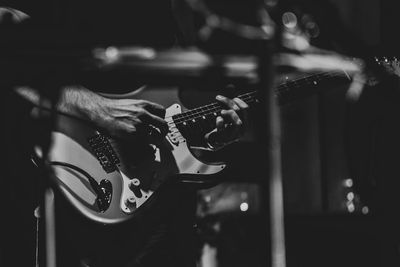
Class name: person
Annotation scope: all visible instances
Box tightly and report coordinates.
[0,1,250,267]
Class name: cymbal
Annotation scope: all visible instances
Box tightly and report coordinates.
[276,50,363,75]
[90,46,362,84]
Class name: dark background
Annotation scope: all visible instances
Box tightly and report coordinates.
[0,0,394,266]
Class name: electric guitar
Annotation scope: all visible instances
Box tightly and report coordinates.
[47,70,351,224]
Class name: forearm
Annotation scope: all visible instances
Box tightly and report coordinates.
[15,85,107,120]
[57,86,109,121]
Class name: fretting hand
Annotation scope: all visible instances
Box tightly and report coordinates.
[205,95,249,149]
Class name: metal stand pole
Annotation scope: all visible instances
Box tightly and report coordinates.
[258,45,286,267]
[44,187,57,267]
[34,82,62,267]
[34,148,57,267]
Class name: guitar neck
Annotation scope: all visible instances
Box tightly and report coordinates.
[275,69,350,104]
[172,69,350,130]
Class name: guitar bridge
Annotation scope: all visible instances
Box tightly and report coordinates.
[88,133,120,173]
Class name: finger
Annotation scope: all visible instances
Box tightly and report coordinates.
[233,97,249,109]
[141,111,168,134]
[233,97,249,125]
[141,100,166,118]
[220,109,242,127]
[216,95,240,112]
[110,120,138,140]
[216,116,224,131]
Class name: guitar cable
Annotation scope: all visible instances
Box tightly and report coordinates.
[49,161,106,198]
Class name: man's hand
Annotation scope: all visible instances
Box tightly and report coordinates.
[84,96,168,139]
[205,95,249,149]
[16,86,168,140]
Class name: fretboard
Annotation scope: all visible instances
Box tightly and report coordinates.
[172,69,350,128]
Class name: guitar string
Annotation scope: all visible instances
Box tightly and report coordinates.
[168,70,347,125]
[174,95,256,124]
[174,98,257,128]
[167,69,346,122]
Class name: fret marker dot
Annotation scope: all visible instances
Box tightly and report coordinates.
[313,81,317,85]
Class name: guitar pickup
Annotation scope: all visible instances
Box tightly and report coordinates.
[88,133,120,173]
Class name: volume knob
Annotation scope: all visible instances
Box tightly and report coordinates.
[125,196,136,207]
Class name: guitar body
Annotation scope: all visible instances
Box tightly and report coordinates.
[48,86,226,224]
